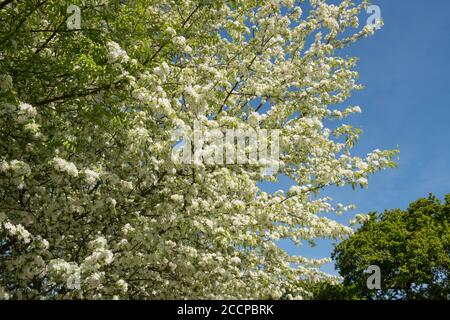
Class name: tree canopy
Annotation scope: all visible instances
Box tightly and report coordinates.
[0,0,397,299]
[329,194,450,300]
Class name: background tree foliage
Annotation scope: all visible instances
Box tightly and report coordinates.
[319,194,450,300]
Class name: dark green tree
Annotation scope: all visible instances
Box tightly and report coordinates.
[323,194,450,300]
[309,282,362,300]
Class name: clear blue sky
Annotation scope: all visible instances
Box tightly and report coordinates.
[260,0,450,275]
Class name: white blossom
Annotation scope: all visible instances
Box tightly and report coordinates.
[17,102,37,123]
[116,279,128,293]
[350,213,371,226]
[52,157,79,177]
[3,222,31,243]
[84,169,100,185]
[107,41,129,64]
[230,256,241,265]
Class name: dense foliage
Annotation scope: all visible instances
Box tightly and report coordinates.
[0,0,396,299]
[329,194,450,300]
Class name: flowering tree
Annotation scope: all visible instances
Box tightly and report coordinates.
[0,0,397,299]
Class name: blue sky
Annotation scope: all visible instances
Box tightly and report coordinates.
[260,0,450,275]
